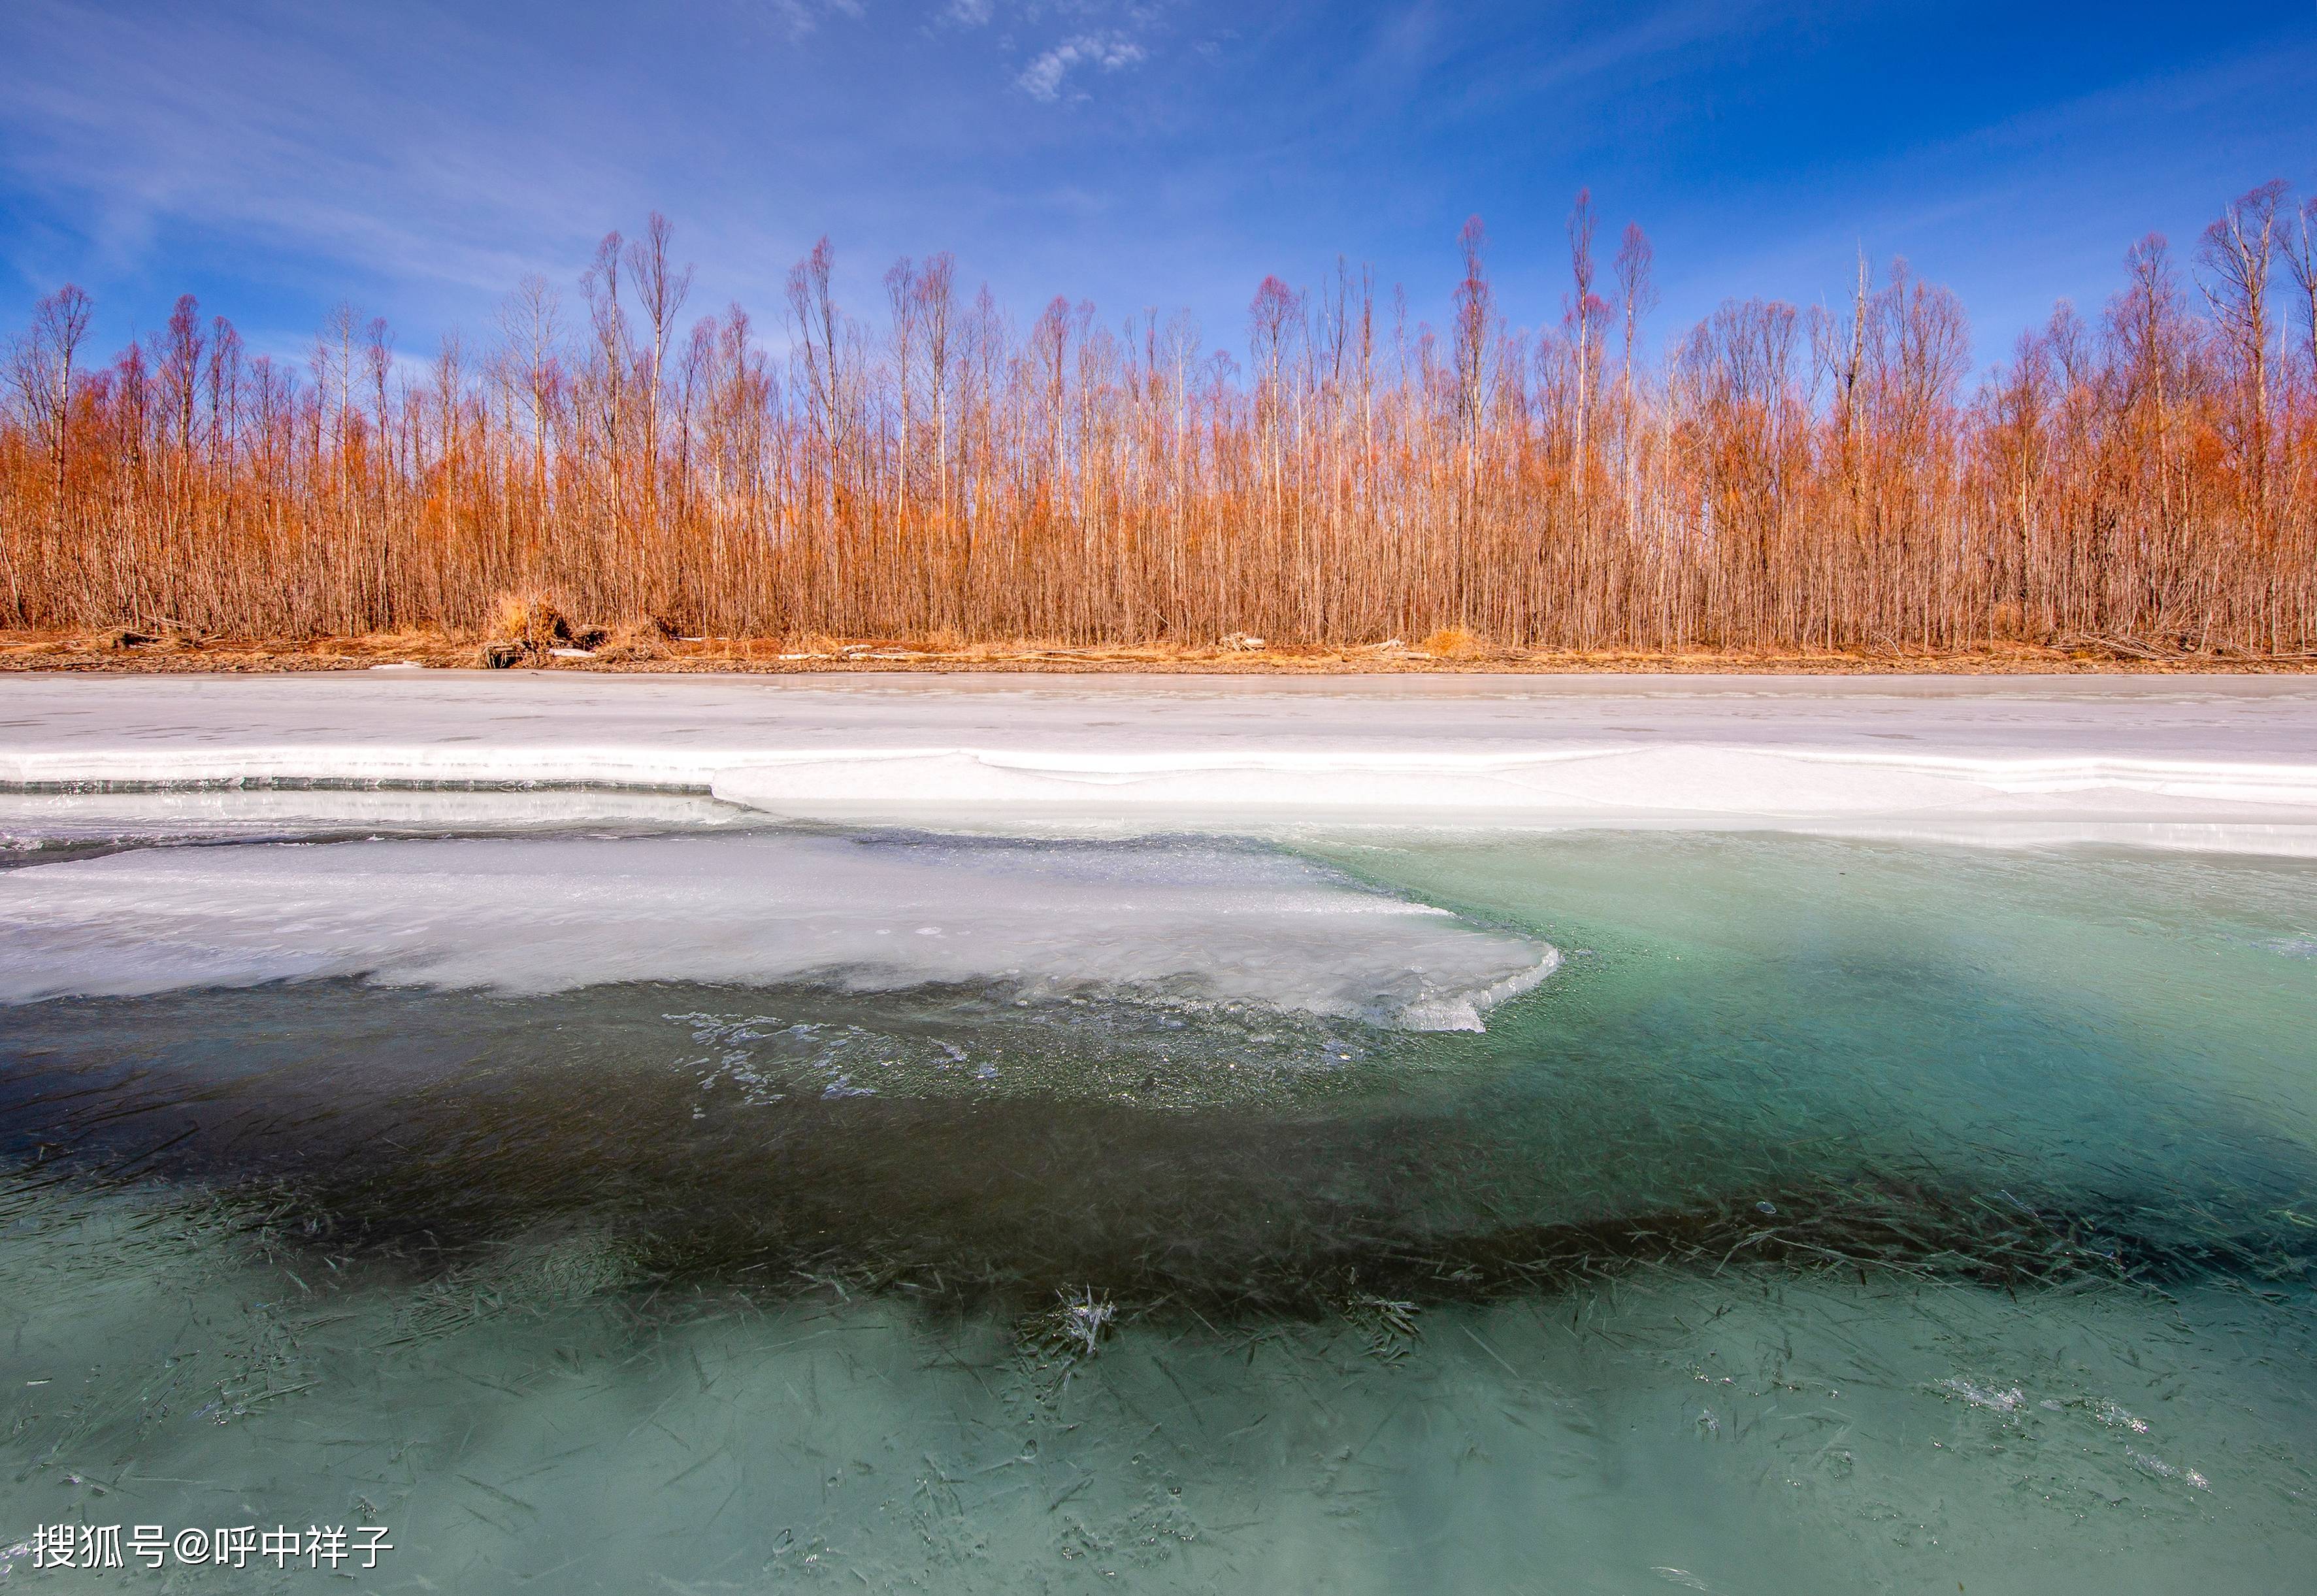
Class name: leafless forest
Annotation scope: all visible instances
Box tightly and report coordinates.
[6,186,2316,655]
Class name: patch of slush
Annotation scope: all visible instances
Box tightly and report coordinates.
[0,832,1557,1029]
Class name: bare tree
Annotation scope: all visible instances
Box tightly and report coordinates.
[2282,196,2317,426]
[1249,273,1302,516]
[206,315,243,463]
[11,284,93,506]
[787,236,847,523]
[2112,233,2188,417]
[312,302,362,498]
[2199,180,2288,513]
[625,212,694,489]
[915,253,957,513]
[1613,221,1659,513]
[1451,218,1491,496]
[154,294,205,459]
[498,274,565,498]
[885,257,919,513]
[1566,190,1600,480]
[582,231,633,519]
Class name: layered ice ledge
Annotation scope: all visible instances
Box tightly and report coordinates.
[4,672,2316,845]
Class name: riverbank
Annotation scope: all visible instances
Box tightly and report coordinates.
[3,628,2312,675]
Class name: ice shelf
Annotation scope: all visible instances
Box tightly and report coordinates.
[3,672,2315,849]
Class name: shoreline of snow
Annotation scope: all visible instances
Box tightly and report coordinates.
[4,672,2316,851]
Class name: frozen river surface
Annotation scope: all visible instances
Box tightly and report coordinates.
[4,670,2317,844]
[1,672,2314,1592]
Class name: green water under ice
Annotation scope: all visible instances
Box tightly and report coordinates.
[2,826,2313,1593]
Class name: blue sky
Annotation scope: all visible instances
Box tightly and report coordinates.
[3,0,2313,375]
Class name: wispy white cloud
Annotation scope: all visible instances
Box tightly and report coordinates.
[0,4,587,294]
[1018,30,1149,101]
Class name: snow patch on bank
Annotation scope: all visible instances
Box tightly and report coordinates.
[704,744,2317,822]
[5,675,2316,851]
[10,746,2317,851]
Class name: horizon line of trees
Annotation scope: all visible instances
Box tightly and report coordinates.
[5,184,2316,653]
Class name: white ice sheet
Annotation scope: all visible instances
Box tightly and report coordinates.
[3,673,2314,846]
[0,832,1559,1029]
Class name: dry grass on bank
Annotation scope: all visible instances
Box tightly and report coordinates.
[4,623,2309,676]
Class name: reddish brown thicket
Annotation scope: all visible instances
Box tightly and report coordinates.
[4,191,2314,653]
